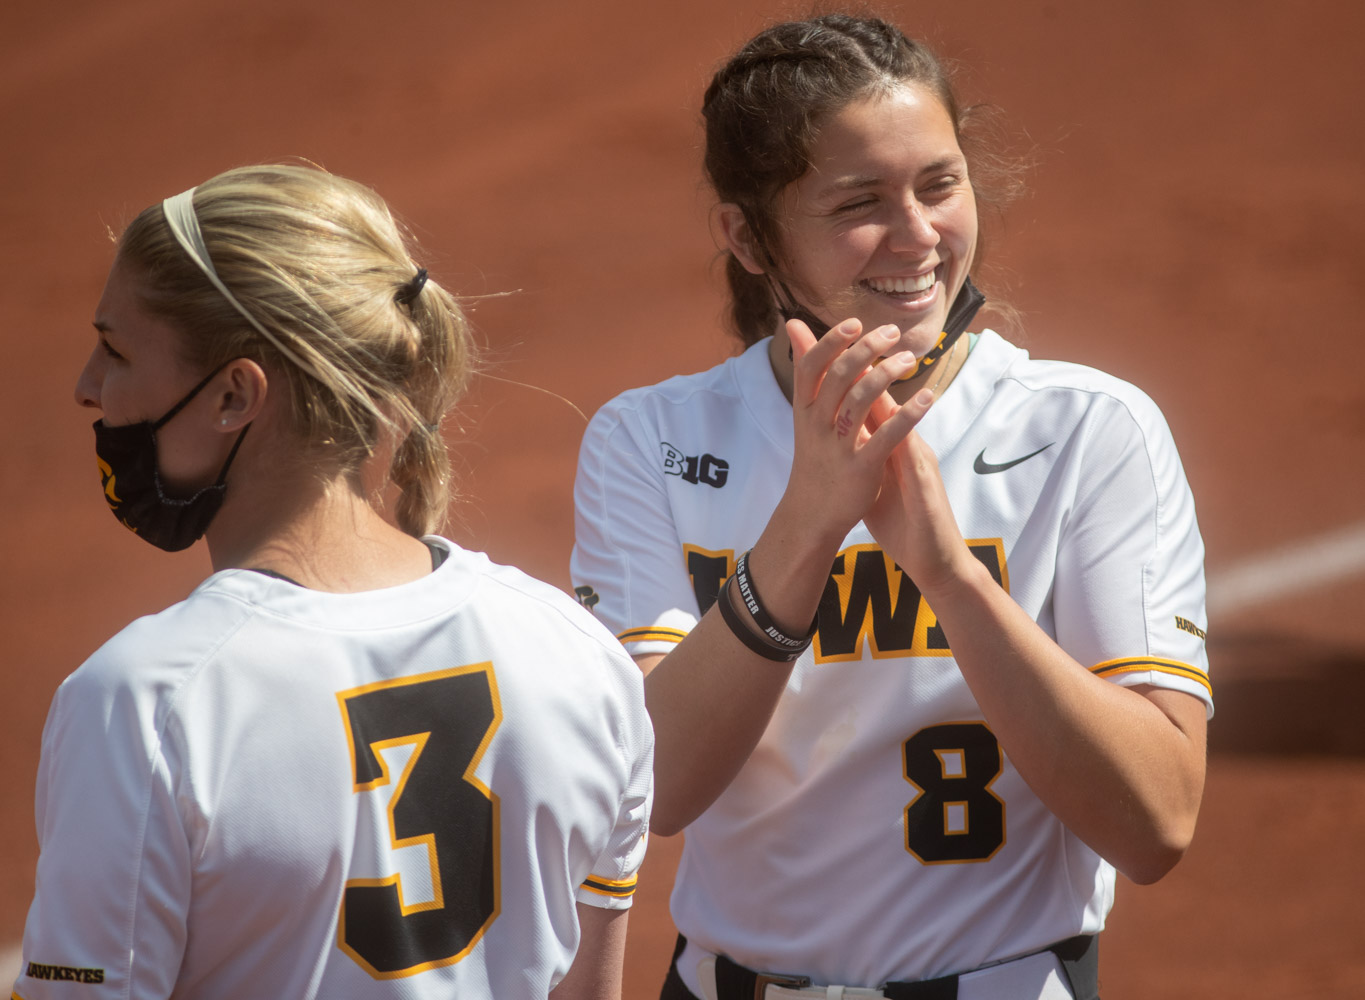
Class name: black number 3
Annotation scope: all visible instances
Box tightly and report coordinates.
[902,722,1006,864]
[336,663,502,978]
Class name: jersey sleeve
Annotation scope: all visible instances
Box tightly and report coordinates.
[15,646,192,999]
[1052,389,1212,715]
[575,644,653,911]
[571,398,699,656]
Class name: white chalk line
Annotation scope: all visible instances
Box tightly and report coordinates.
[1207,520,1365,618]
[0,524,1357,975]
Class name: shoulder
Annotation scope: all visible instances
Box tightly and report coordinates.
[431,541,651,756]
[585,342,766,435]
[980,332,1177,445]
[65,585,252,697]
[45,585,256,765]
[579,341,784,481]
[434,540,636,665]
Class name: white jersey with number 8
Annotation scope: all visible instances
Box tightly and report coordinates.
[571,331,1210,988]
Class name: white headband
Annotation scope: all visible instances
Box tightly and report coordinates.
[159,186,377,417]
[161,187,278,345]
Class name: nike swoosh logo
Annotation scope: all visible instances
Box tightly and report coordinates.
[973,443,1053,474]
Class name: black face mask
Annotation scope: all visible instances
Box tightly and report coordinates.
[92,366,250,552]
[776,276,987,380]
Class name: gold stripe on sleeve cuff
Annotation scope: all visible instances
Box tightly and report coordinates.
[615,626,688,645]
[581,872,640,898]
[1090,656,1212,697]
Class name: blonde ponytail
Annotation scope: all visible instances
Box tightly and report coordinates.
[116,163,477,536]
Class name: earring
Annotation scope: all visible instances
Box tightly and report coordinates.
[220,418,229,426]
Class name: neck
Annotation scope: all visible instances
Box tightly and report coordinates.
[888,330,969,404]
[204,444,435,593]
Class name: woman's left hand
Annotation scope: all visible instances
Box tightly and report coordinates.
[862,389,972,594]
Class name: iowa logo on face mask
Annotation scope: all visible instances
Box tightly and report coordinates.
[97,454,122,508]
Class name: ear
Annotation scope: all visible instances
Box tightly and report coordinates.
[713,203,767,276]
[211,359,269,432]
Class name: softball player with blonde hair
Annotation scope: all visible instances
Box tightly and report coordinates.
[14,163,652,999]
[572,14,1210,999]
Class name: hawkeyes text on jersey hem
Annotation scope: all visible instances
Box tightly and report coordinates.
[973,443,1053,475]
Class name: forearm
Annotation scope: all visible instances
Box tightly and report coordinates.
[643,498,843,835]
[925,557,1207,883]
[549,904,628,1000]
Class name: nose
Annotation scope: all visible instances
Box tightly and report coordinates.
[74,347,104,410]
[886,196,939,255]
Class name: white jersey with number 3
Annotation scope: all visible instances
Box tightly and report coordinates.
[571,331,1211,988]
[16,538,652,999]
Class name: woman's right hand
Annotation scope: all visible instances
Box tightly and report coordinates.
[780,316,936,549]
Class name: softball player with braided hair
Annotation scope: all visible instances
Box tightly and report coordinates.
[572,14,1209,999]
[14,164,652,999]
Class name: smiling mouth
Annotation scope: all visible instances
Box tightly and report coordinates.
[862,270,937,298]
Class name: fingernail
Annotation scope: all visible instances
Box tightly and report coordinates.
[916,389,934,405]
[877,325,900,341]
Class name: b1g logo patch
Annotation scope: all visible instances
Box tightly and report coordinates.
[574,585,600,612]
[660,442,729,488]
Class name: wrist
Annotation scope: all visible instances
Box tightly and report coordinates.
[744,534,842,639]
[759,495,850,573]
[916,546,1000,610]
[715,568,815,662]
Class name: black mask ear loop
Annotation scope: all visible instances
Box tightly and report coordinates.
[733,210,834,346]
[770,276,832,341]
[209,422,251,485]
[152,360,253,484]
[150,362,231,432]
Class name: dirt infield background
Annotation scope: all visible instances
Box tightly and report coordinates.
[3,1,1364,996]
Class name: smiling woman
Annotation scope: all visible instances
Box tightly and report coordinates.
[569,13,1212,1000]
[718,82,978,372]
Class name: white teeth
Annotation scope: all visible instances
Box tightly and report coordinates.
[865,273,935,295]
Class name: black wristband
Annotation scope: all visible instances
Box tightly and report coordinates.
[734,550,818,650]
[716,574,806,662]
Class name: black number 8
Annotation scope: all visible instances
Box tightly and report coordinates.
[337,663,501,977]
[902,722,1006,864]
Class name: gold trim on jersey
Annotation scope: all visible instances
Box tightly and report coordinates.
[345,731,445,916]
[336,662,504,978]
[616,626,689,645]
[902,720,1007,865]
[1090,656,1212,697]
[580,872,640,898]
[669,538,1011,662]
[942,800,970,836]
[814,540,1007,662]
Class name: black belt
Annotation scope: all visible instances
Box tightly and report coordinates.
[675,933,1099,1000]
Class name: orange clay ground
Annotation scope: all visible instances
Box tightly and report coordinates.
[2,2,1364,996]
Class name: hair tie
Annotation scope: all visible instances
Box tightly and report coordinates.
[395,267,428,306]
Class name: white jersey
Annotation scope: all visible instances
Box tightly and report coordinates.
[571,331,1210,988]
[15,538,652,1000]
